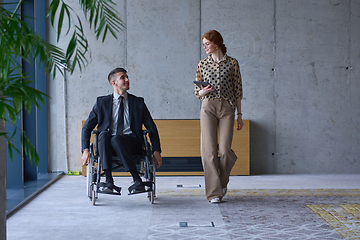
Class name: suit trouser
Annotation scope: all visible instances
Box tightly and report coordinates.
[98,131,138,173]
[200,98,237,201]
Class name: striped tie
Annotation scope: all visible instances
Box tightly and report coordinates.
[116,96,124,135]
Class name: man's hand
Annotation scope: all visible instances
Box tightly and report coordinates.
[82,149,90,166]
[153,151,162,168]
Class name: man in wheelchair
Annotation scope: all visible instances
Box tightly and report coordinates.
[81,67,162,195]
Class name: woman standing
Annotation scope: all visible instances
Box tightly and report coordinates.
[195,30,244,203]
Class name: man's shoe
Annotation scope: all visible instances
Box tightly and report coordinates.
[97,186,113,194]
[113,185,122,195]
[209,197,221,203]
[97,182,114,194]
[128,182,146,194]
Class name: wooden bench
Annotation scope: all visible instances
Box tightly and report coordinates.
[81,119,250,176]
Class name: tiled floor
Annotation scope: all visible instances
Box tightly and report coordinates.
[6,174,360,240]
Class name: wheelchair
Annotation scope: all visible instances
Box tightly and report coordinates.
[86,130,156,205]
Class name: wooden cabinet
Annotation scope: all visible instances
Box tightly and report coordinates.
[81,119,250,176]
[153,119,250,176]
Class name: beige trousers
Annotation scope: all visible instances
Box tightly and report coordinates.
[200,98,237,201]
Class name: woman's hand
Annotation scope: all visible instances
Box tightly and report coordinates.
[237,117,244,130]
[235,98,243,130]
[199,84,215,97]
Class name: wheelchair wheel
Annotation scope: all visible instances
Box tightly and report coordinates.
[87,143,95,200]
[87,165,92,200]
[151,154,156,197]
[148,189,154,204]
[92,189,96,205]
[147,154,156,204]
[88,143,98,205]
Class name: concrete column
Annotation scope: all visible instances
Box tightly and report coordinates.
[0,120,6,240]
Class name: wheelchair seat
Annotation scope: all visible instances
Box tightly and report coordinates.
[86,130,156,205]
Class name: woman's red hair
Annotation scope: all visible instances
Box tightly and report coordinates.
[202,30,227,54]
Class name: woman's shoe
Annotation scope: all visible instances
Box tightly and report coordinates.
[209,197,221,203]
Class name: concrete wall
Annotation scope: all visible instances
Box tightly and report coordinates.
[48,0,360,175]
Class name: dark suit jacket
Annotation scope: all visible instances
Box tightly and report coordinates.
[81,93,161,155]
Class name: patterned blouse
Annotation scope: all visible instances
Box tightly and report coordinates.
[195,54,242,110]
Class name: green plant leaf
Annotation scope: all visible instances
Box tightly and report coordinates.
[48,0,60,26]
[1,0,124,165]
[0,103,5,119]
[7,141,13,160]
[22,131,40,165]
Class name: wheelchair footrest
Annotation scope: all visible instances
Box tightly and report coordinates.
[128,188,153,195]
